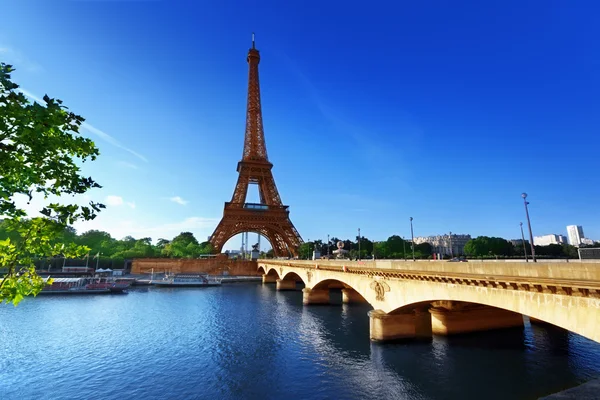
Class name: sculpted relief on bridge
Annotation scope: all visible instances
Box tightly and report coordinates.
[258,259,600,344]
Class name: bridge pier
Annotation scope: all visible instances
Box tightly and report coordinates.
[341,288,368,304]
[368,308,432,341]
[276,279,297,291]
[302,288,330,305]
[262,274,277,284]
[429,301,524,335]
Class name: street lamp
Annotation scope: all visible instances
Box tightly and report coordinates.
[449,231,453,258]
[358,228,361,261]
[521,193,536,262]
[410,217,415,261]
[327,234,330,259]
[373,241,376,261]
[520,222,529,262]
[307,238,310,260]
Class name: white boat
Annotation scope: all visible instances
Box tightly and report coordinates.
[152,273,222,288]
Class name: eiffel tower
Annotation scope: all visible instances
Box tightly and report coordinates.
[209,36,303,257]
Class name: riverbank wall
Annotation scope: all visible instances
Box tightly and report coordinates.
[131,255,259,276]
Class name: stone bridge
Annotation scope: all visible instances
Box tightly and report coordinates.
[257,259,600,343]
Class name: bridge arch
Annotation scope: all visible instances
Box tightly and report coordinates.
[381,285,598,341]
[313,279,353,291]
[309,278,371,306]
[264,267,280,279]
[282,271,305,284]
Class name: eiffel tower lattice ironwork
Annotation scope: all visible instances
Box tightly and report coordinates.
[209,36,303,257]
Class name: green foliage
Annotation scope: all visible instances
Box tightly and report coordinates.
[0,63,103,305]
[561,244,579,258]
[298,242,313,259]
[414,242,432,257]
[464,236,513,257]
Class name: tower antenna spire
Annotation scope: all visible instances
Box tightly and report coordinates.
[252,32,255,49]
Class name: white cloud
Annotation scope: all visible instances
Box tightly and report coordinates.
[169,196,188,206]
[126,202,136,209]
[105,195,124,206]
[17,88,148,163]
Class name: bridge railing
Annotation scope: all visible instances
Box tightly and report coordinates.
[259,259,600,283]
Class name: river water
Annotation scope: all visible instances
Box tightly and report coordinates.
[1,283,600,400]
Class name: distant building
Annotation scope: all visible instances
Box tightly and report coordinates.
[533,234,568,246]
[567,225,585,247]
[414,234,471,256]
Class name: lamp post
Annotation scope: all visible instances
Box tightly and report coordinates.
[327,234,330,259]
[449,231,453,258]
[410,217,415,261]
[307,238,310,260]
[358,228,361,261]
[373,241,376,261]
[520,222,529,262]
[521,193,536,262]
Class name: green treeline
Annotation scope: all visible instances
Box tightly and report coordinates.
[302,235,588,260]
[301,235,432,260]
[462,236,583,259]
[0,220,212,269]
[1,220,589,268]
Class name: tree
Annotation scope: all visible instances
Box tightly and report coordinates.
[414,242,433,258]
[464,237,489,257]
[562,244,579,259]
[198,241,213,255]
[298,242,312,259]
[171,232,199,247]
[464,236,512,257]
[0,63,103,305]
[156,238,170,249]
[356,236,373,257]
[386,235,407,258]
[164,232,201,258]
[374,241,390,259]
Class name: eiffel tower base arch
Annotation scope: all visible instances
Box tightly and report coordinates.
[209,207,302,258]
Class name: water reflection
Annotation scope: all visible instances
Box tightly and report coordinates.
[1,284,600,400]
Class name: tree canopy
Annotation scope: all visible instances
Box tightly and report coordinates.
[0,63,104,305]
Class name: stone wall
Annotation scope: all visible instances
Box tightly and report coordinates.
[131,254,259,276]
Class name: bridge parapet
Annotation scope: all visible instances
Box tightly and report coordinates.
[260,259,600,283]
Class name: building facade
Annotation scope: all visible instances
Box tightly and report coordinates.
[413,234,472,256]
[533,234,568,246]
[567,225,585,247]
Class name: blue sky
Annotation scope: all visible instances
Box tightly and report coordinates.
[2,1,599,249]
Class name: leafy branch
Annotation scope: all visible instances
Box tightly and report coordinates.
[0,62,103,305]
